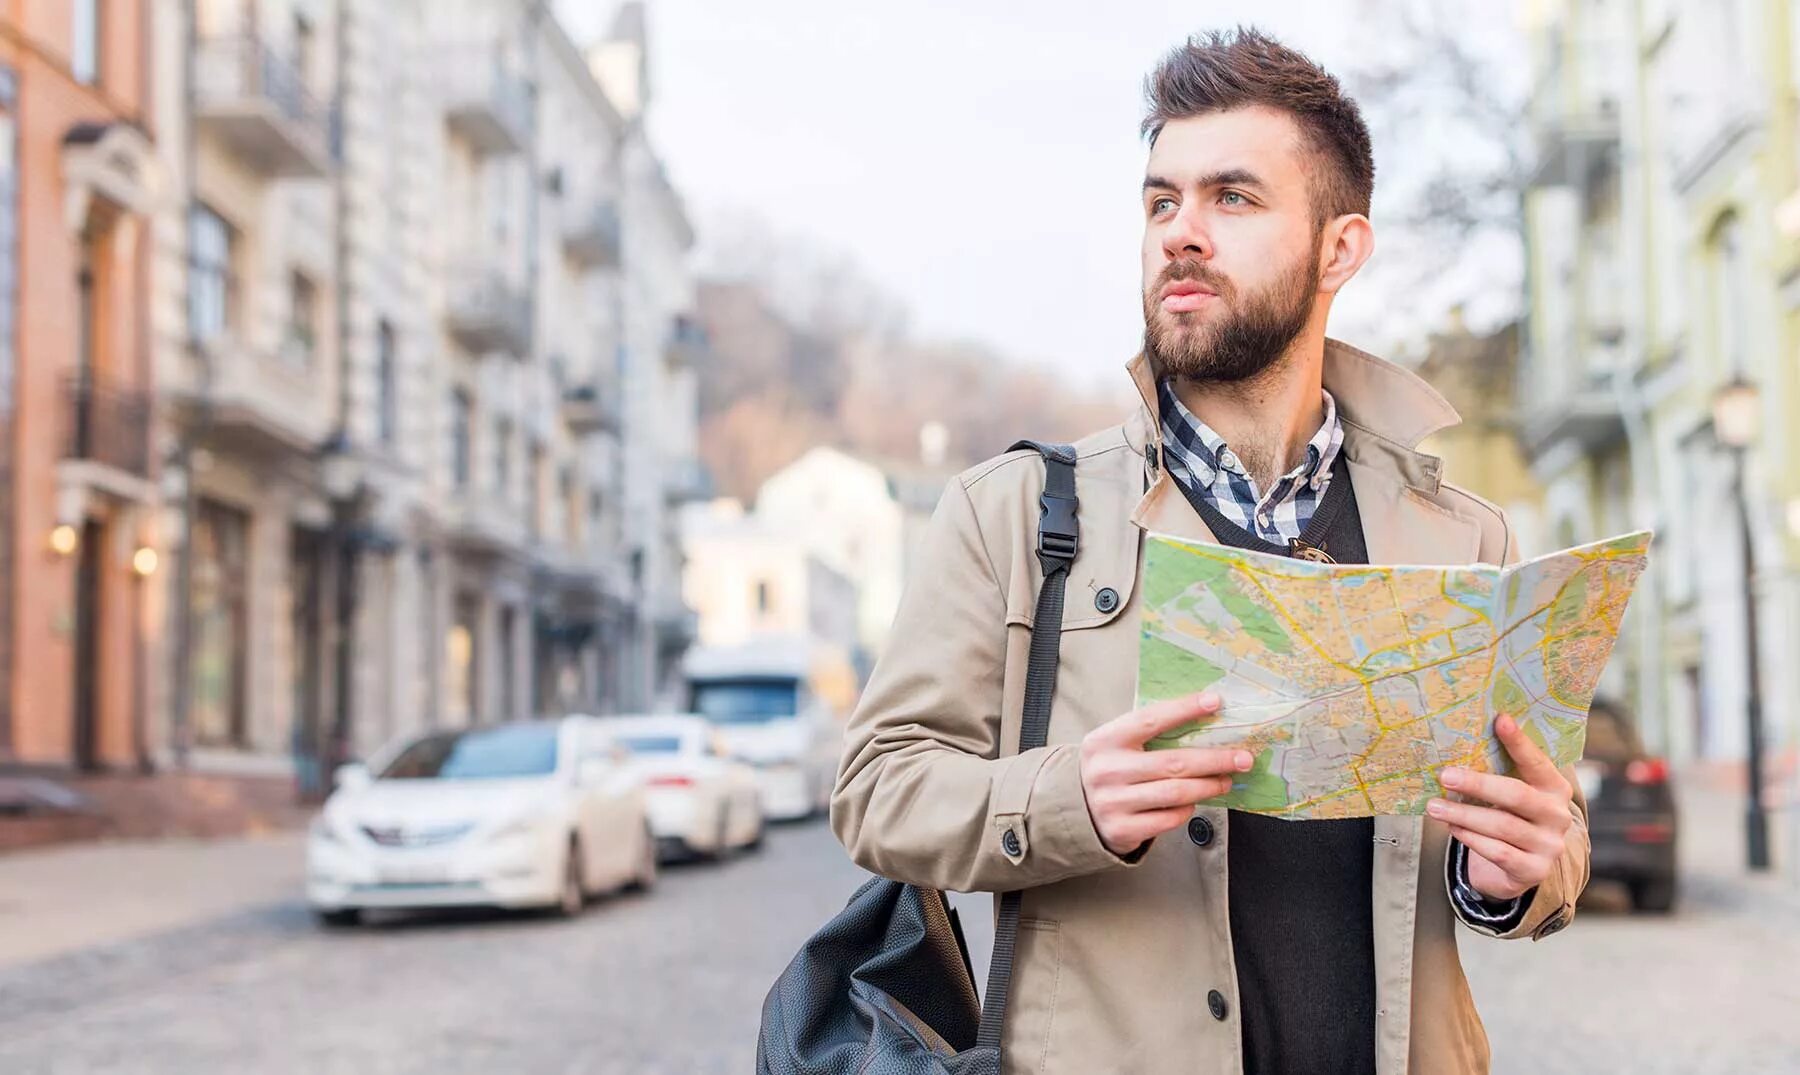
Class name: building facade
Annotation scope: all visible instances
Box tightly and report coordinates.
[0,1,160,772]
[1520,0,1800,776]
[0,0,704,812]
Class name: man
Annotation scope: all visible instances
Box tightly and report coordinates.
[831,27,1588,1075]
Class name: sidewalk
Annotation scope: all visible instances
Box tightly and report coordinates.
[0,831,305,969]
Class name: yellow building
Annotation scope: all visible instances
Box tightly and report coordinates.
[1520,0,1800,777]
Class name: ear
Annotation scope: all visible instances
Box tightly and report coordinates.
[1316,214,1373,295]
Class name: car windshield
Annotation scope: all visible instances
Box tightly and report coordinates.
[690,679,799,725]
[378,724,560,780]
[619,734,684,754]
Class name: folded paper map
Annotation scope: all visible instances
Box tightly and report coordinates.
[1137,530,1651,819]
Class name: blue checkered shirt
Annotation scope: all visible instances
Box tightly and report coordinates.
[1156,378,1528,930]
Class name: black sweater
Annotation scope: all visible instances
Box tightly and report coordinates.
[1174,453,1377,1075]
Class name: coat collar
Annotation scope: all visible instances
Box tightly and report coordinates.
[1123,337,1482,565]
[1122,338,1462,496]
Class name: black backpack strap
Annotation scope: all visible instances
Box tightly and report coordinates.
[976,440,1078,1050]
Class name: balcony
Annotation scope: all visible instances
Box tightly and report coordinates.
[193,35,335,178]
[444,492,526,558]
[664,315,707,369]
[445,267,531,356]
[164,336,335,456]
[441,51,530,156]
[61,376,150,478]
[1520,381,1628,463]
[562,380,621,437]
[563,200,622,269]
[1529,110,1619,191]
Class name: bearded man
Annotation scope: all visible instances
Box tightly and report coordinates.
[831,27,1588,1075]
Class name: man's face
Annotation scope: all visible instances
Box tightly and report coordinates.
[1140,106,1324,382]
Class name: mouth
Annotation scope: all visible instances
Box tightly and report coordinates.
[1160,280,1219,314]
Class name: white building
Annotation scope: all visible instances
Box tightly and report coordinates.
[680,499,859,658]
[149,0,701,795]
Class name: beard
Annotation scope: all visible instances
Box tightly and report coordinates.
[1142,248,1321,384]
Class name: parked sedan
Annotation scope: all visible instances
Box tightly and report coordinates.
[1576,697,1679,912]
[609,714,764,861]
[306,717,657,926]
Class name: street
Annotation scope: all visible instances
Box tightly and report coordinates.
[2,786,1797,1074]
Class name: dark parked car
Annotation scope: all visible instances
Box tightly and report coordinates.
[1576,698,1678,912]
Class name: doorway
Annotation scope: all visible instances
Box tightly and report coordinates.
[71,519,103,769]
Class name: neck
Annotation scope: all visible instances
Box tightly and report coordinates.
[1170,334,1327,493]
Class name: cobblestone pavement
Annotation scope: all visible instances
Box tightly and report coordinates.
[1,786,1796,1073]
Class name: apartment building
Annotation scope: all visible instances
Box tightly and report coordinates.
[0,1,160,772]
[1519,0,1800,765]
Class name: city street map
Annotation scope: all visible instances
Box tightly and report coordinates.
[1137,531,1652,819]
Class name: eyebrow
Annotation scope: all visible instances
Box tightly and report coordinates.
[1142,169,1269,194]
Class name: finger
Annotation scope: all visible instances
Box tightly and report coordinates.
[1448,826,1541,887]
[1107,746,1254,784]
[1495,715,1565,791]
[1097,692,1223,748]
[1428,799,1561,856]
[1111,806,1195,848]
[1104,776,1236,813]
[1438,768,1563,824]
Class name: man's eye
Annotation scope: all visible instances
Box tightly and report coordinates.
[1220,191,1247,207]
[1151,196,1176,214]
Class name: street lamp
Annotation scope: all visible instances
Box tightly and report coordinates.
[1711,375,1770,871]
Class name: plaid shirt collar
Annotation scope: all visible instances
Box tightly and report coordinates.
[1156,378,1346,540]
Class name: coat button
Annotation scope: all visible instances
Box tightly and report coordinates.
[1207,989,1228,1021]
[1186,815,1214,847]
[1094,586,1120,613]
[1001,829,1022,857]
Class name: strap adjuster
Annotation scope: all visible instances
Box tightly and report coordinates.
[1037,492,1079,563]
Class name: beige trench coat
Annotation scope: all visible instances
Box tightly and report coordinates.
[831,340,1590,1074]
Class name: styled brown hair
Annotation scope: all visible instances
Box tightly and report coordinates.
[1141,27,1374,226]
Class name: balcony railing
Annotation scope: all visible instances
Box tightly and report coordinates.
[441,50,530,156]
[562,380,622,437]
[193,34,335,178]
[63,375,150,477]
[563,201,622,269]
[445,267,532,357]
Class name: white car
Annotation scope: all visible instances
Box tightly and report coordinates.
[609,714,765,861]
[306,717,656,926]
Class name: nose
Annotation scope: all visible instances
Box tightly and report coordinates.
[1161,201,1213,263]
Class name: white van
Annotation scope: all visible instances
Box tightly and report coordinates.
[681,635,851,821]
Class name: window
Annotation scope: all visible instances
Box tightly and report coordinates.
[377,320,397,445]
[447,594,480,724]
[72,0,100,86]
[560,465,578,545]
[451,390,473,488]
[190,500,250,747]
[294,13,316,89]
[529,443,547,538]
[285,271,316,366]
[188,205,235,342]
[494,418,512,494]
[379,724,559,780]
[755,579,771,614]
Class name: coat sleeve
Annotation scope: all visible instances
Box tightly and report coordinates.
[1445,500,1593,940]
[830,474,1141,893]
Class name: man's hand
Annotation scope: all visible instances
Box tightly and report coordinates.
[1429,715,1576,901]
[1079,691,1253,857]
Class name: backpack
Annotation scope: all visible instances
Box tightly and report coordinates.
[755,441,1080,1074]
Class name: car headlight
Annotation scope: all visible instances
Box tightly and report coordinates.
[490,810,551,841]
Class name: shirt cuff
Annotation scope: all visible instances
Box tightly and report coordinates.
[1448,838,1531,931]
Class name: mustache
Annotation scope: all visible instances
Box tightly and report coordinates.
[1154,260,1233,301]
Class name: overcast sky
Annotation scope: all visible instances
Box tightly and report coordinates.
[555,1,1526,393]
